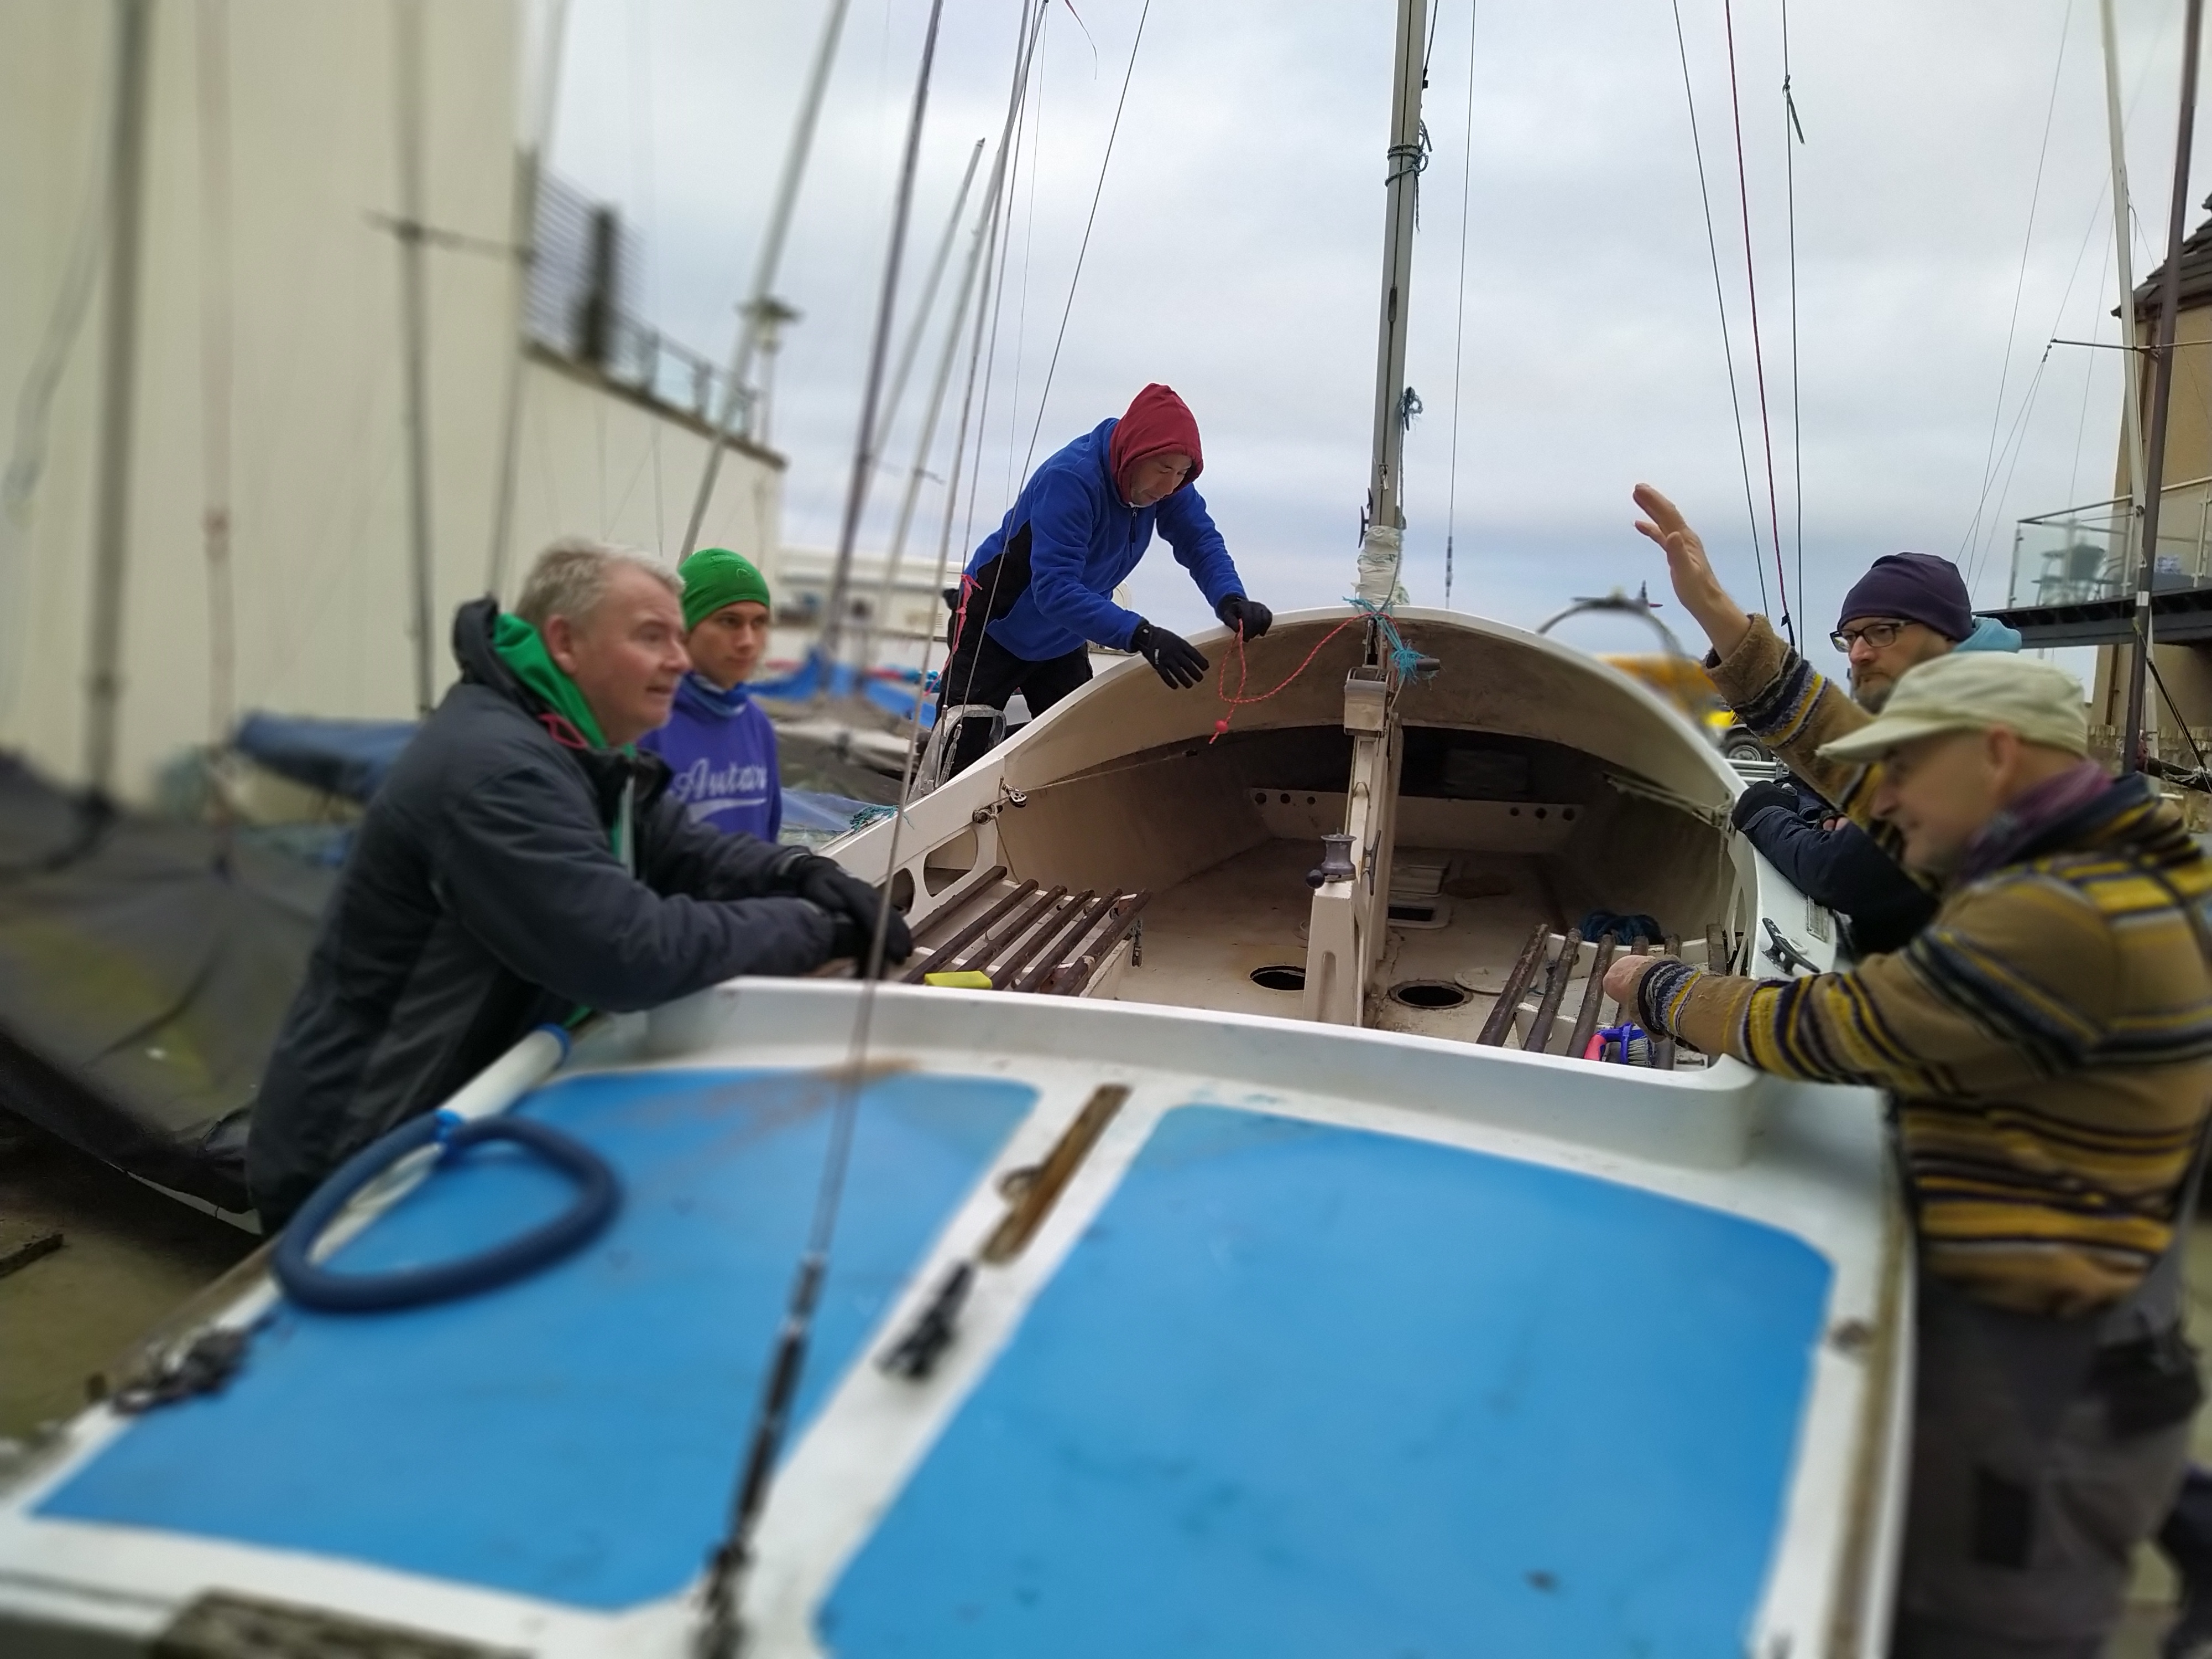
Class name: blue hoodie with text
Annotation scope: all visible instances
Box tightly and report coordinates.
[638,674,782,842]
[962,418,1245,662]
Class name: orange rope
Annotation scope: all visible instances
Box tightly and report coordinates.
[1208,615,1365,744]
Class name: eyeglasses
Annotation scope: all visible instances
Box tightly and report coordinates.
[1831,619,1908,653]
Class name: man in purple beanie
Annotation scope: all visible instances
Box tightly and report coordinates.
[1730,550,2023,953]
[1831,550,2020,712]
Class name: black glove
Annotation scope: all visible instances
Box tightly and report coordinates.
[1730,779,1798,831]
[1128,619,1209,690]
[1215,593,1273,640]
[790,854,913,966]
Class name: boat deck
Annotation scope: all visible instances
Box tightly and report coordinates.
[1115,837,1614,1044]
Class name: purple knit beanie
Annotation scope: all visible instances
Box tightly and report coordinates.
[1835,553,1973,641]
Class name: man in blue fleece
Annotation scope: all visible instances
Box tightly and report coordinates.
[935,383,1272,773]
[639,546,782,842]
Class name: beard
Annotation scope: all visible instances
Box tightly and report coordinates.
[1851,671,1893,713]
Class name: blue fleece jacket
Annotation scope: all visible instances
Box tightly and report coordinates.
[963,417,1245,661]
[637,674,782,842]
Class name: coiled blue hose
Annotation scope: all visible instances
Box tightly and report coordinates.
[274,1109,620,1312]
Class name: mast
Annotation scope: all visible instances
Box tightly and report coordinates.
[860,139,989,667]
[2098,0,2150,551]
[680,0,853,559]
[1354,0,1429,609]
[870,139,983,474]
[817,0,948,671]
[2123,0,2206,771]
[84,0,154,801]
[392,0,437,716]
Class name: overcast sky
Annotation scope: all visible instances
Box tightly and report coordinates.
[546,0,2210,674]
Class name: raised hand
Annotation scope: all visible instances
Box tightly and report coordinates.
[1631,483,1752,658]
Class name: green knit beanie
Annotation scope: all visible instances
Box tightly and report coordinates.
[677,547,772,632]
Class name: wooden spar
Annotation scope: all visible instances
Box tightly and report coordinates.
[1013,891,1115,994]
[992,890,1091,990]
[978,1084,1129,1263]
[1567,936,1619,1060]
[973,885,1067,985]
[1705,922,1731,975]
[1524,928,1584,1053]
[2122,0,2208,770]
[1046,891,1152,996]
[1477,925,1550,1047]
[899,874,1031,983]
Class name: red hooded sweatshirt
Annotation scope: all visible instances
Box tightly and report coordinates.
[1107,384,1203,503]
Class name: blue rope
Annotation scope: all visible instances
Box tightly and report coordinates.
[1344,594,1439,683]
[274,1110,619,1312]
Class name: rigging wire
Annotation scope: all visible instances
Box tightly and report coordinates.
[1668,0,1771,619]
[2067,258,2112,506]
[1961,0,2073,582]
[1020,0,1154,479]
[951,4,1051,717]
[691,15,1046,1652]
[1443,0,1479,610]
[693,4,952,1651]
[1003,8,1050,506]
[1719,0,1793,645]
[1779,0,1804,644]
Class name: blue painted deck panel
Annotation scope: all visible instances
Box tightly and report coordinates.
[822,1106,1833,1658]
[39,1068,1032,1610]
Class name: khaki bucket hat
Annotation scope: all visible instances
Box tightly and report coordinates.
[1816,649,2088,764]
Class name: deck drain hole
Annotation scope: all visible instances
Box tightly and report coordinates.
[1250,965,1305,992]
[1391,979,1470,1010]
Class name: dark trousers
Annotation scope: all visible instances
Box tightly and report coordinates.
[2162,1462,2212,1567]
[1888,1275,2194,1657]
[933,622,1091,774]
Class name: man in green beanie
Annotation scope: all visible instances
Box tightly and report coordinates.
[639,546,783,841]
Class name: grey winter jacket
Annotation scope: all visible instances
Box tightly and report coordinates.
[248,598,832,1224]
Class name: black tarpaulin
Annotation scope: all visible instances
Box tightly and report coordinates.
[0,757,335,1217]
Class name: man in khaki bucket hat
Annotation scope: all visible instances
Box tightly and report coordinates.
[1614,484,2212,1657]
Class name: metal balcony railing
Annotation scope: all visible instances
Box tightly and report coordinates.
[526,173,753,434]
[2007,475,2212,608]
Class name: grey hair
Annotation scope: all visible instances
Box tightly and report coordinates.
[514,538,681,629]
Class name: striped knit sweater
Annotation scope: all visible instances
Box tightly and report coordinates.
[1640,617,2212,1316]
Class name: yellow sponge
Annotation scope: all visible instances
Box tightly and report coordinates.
[922,970,994,989]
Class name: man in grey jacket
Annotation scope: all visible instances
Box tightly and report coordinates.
[248,541,909,1227]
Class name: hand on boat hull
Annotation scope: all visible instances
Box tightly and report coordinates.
[1215,594,1274,641]
[1130,620,1210,690]
[790,854,914,968]
[1603,950,1662,1016]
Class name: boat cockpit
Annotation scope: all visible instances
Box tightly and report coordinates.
[841,606,1819,1060]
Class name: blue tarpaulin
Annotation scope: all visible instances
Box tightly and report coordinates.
[752,651,933,727]
[234,713,415,804]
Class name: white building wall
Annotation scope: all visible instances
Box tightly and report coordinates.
[0,0,782,803]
